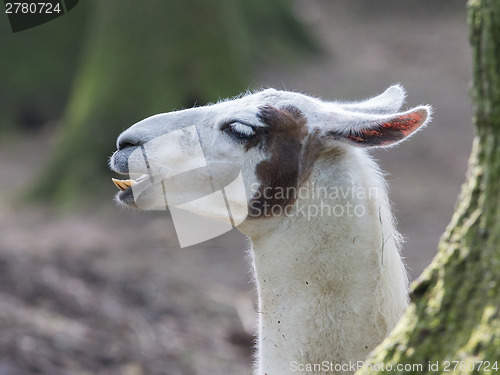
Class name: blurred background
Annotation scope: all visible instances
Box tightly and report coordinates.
[0,1,471,374]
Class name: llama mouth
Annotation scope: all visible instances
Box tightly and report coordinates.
[112,173,150,191]
[112,178,135,191]
[111,174,155,206]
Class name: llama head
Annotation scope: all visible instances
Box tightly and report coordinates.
[110,85,431,242]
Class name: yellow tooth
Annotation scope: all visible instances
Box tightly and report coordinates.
[122,179,135,188]
[112,178,136,191]
[112,178,125,191]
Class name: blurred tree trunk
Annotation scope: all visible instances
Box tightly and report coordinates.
[28,0,317,206]
[0,2,90,132]
[358,1,500,373]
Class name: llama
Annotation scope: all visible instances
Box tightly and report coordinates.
[109,85,431,375]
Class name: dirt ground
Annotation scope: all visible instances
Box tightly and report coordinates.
[0,2,472,375]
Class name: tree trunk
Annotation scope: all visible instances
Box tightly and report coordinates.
[27,0,317,206]
[357,1,500,374]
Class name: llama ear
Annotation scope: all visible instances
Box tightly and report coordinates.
[318,105,432,148]
[338,85,406,115]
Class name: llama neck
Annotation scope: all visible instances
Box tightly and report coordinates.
[248,150,409,375]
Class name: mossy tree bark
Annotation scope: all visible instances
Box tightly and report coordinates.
[357,1,500,374]
[27,0,317,206]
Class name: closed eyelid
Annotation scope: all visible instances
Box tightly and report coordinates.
[234,122,256,134]
[221,119,258,129]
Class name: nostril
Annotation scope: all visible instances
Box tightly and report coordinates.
[117,138,140,151]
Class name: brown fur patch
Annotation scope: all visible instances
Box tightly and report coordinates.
[248,105,322,218]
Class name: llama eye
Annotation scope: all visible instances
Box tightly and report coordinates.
[223,122,256,140]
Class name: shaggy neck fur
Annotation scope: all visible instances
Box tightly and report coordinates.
[244,148,409,375]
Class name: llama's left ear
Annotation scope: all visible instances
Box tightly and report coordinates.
[317,105,432,148]
[338,84,406,115]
